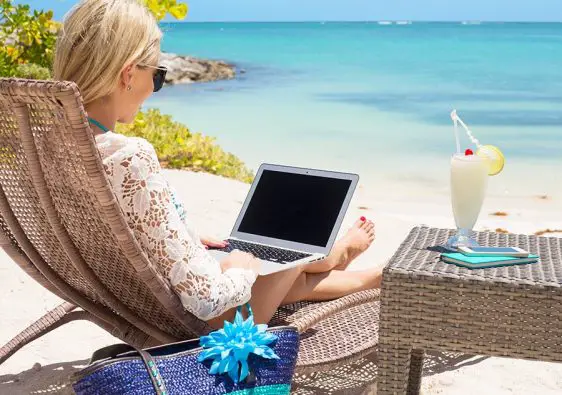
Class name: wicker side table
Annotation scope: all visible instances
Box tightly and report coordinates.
[377,227,562,395]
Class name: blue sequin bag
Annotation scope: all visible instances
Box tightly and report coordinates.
[73,304,299,395]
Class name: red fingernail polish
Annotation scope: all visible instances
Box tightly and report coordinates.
[204,245,209,249]
[360,216,366,222]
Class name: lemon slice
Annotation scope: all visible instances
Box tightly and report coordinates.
[477,145,505,176]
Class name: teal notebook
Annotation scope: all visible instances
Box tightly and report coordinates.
[441,252,539,269]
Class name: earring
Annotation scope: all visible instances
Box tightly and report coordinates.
[127,85,132,91]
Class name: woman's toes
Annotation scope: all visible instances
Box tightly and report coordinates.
[354,217,366,228]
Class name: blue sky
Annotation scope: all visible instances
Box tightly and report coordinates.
[17,0,562,22]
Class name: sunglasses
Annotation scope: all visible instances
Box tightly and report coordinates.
[139,64,168,92]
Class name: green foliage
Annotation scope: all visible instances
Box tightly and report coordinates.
[13,63,51,79]
[0,47,17,76]
[116,109,254,183]
[0,0,59,77]
[142,0,188,21]
[0,0,188,77]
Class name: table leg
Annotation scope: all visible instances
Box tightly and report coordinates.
[377,343,414,395]
[407,349,424,394]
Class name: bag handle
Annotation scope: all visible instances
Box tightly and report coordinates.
[138,348,168,395]
[237,302,253,318]
[85,302,253,394]
[89,344,168,395]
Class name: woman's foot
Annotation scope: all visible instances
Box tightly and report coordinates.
[334,216,375,270]
[304,216,375,273]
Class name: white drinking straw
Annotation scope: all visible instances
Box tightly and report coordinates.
[452,110,482,148]
[450,109,461,153]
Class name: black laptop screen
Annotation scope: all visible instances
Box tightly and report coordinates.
[237,170,352,247]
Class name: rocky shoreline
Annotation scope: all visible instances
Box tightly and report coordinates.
[160,52,237,85]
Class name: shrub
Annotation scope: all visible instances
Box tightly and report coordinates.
[116,109,254,183]
[0,0,188,78]
[13,63,51,80]
[0,47,17,77]
[143,0,188,21]
[0,0,59,77]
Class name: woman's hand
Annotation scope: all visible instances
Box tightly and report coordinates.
[200,235,228,249]
[220,250,261,275]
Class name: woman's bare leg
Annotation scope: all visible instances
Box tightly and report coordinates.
[282,267,382,304]
[207,265,306,328]
[207,265,382,328]
[304,217,375,274]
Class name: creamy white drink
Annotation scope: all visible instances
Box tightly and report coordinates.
[450,153,489,230]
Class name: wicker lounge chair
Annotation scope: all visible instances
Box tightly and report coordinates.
[0,78,380,376]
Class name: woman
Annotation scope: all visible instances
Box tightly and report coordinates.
[53,0,381,328]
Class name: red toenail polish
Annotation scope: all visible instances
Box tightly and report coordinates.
[360,216,366,222]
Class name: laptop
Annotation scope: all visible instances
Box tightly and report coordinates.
[208,163,359,275]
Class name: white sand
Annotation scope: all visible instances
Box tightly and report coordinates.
[1,169,561,394]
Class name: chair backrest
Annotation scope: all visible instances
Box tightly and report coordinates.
[0,212,156,348]
[0,78,209,342]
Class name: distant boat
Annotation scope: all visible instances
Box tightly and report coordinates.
[396,21,412,25]
[461,21,482,25]
[378,21,393,25]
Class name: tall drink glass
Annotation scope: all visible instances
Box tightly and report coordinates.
[446,153,489,249]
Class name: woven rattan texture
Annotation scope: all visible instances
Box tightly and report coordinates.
[0,214,20,250]
[0,92,99,302]
[385,226,562,286]
[378,226,562,395]
[272,296,380,372]
[0,79,187,339]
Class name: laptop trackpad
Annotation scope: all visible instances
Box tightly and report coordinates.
[208,249,229,262]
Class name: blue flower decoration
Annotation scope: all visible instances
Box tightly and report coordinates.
[198,308,279,383]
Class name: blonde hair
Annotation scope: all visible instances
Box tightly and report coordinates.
[54,0,162,106]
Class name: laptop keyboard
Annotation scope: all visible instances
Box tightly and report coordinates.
[214,239,312,263]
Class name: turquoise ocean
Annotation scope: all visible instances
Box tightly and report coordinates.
[146,22,562,199]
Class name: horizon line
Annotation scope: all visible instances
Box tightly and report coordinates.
[161,20,562,24]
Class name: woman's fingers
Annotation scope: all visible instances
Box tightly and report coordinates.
[201,236,228,248]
